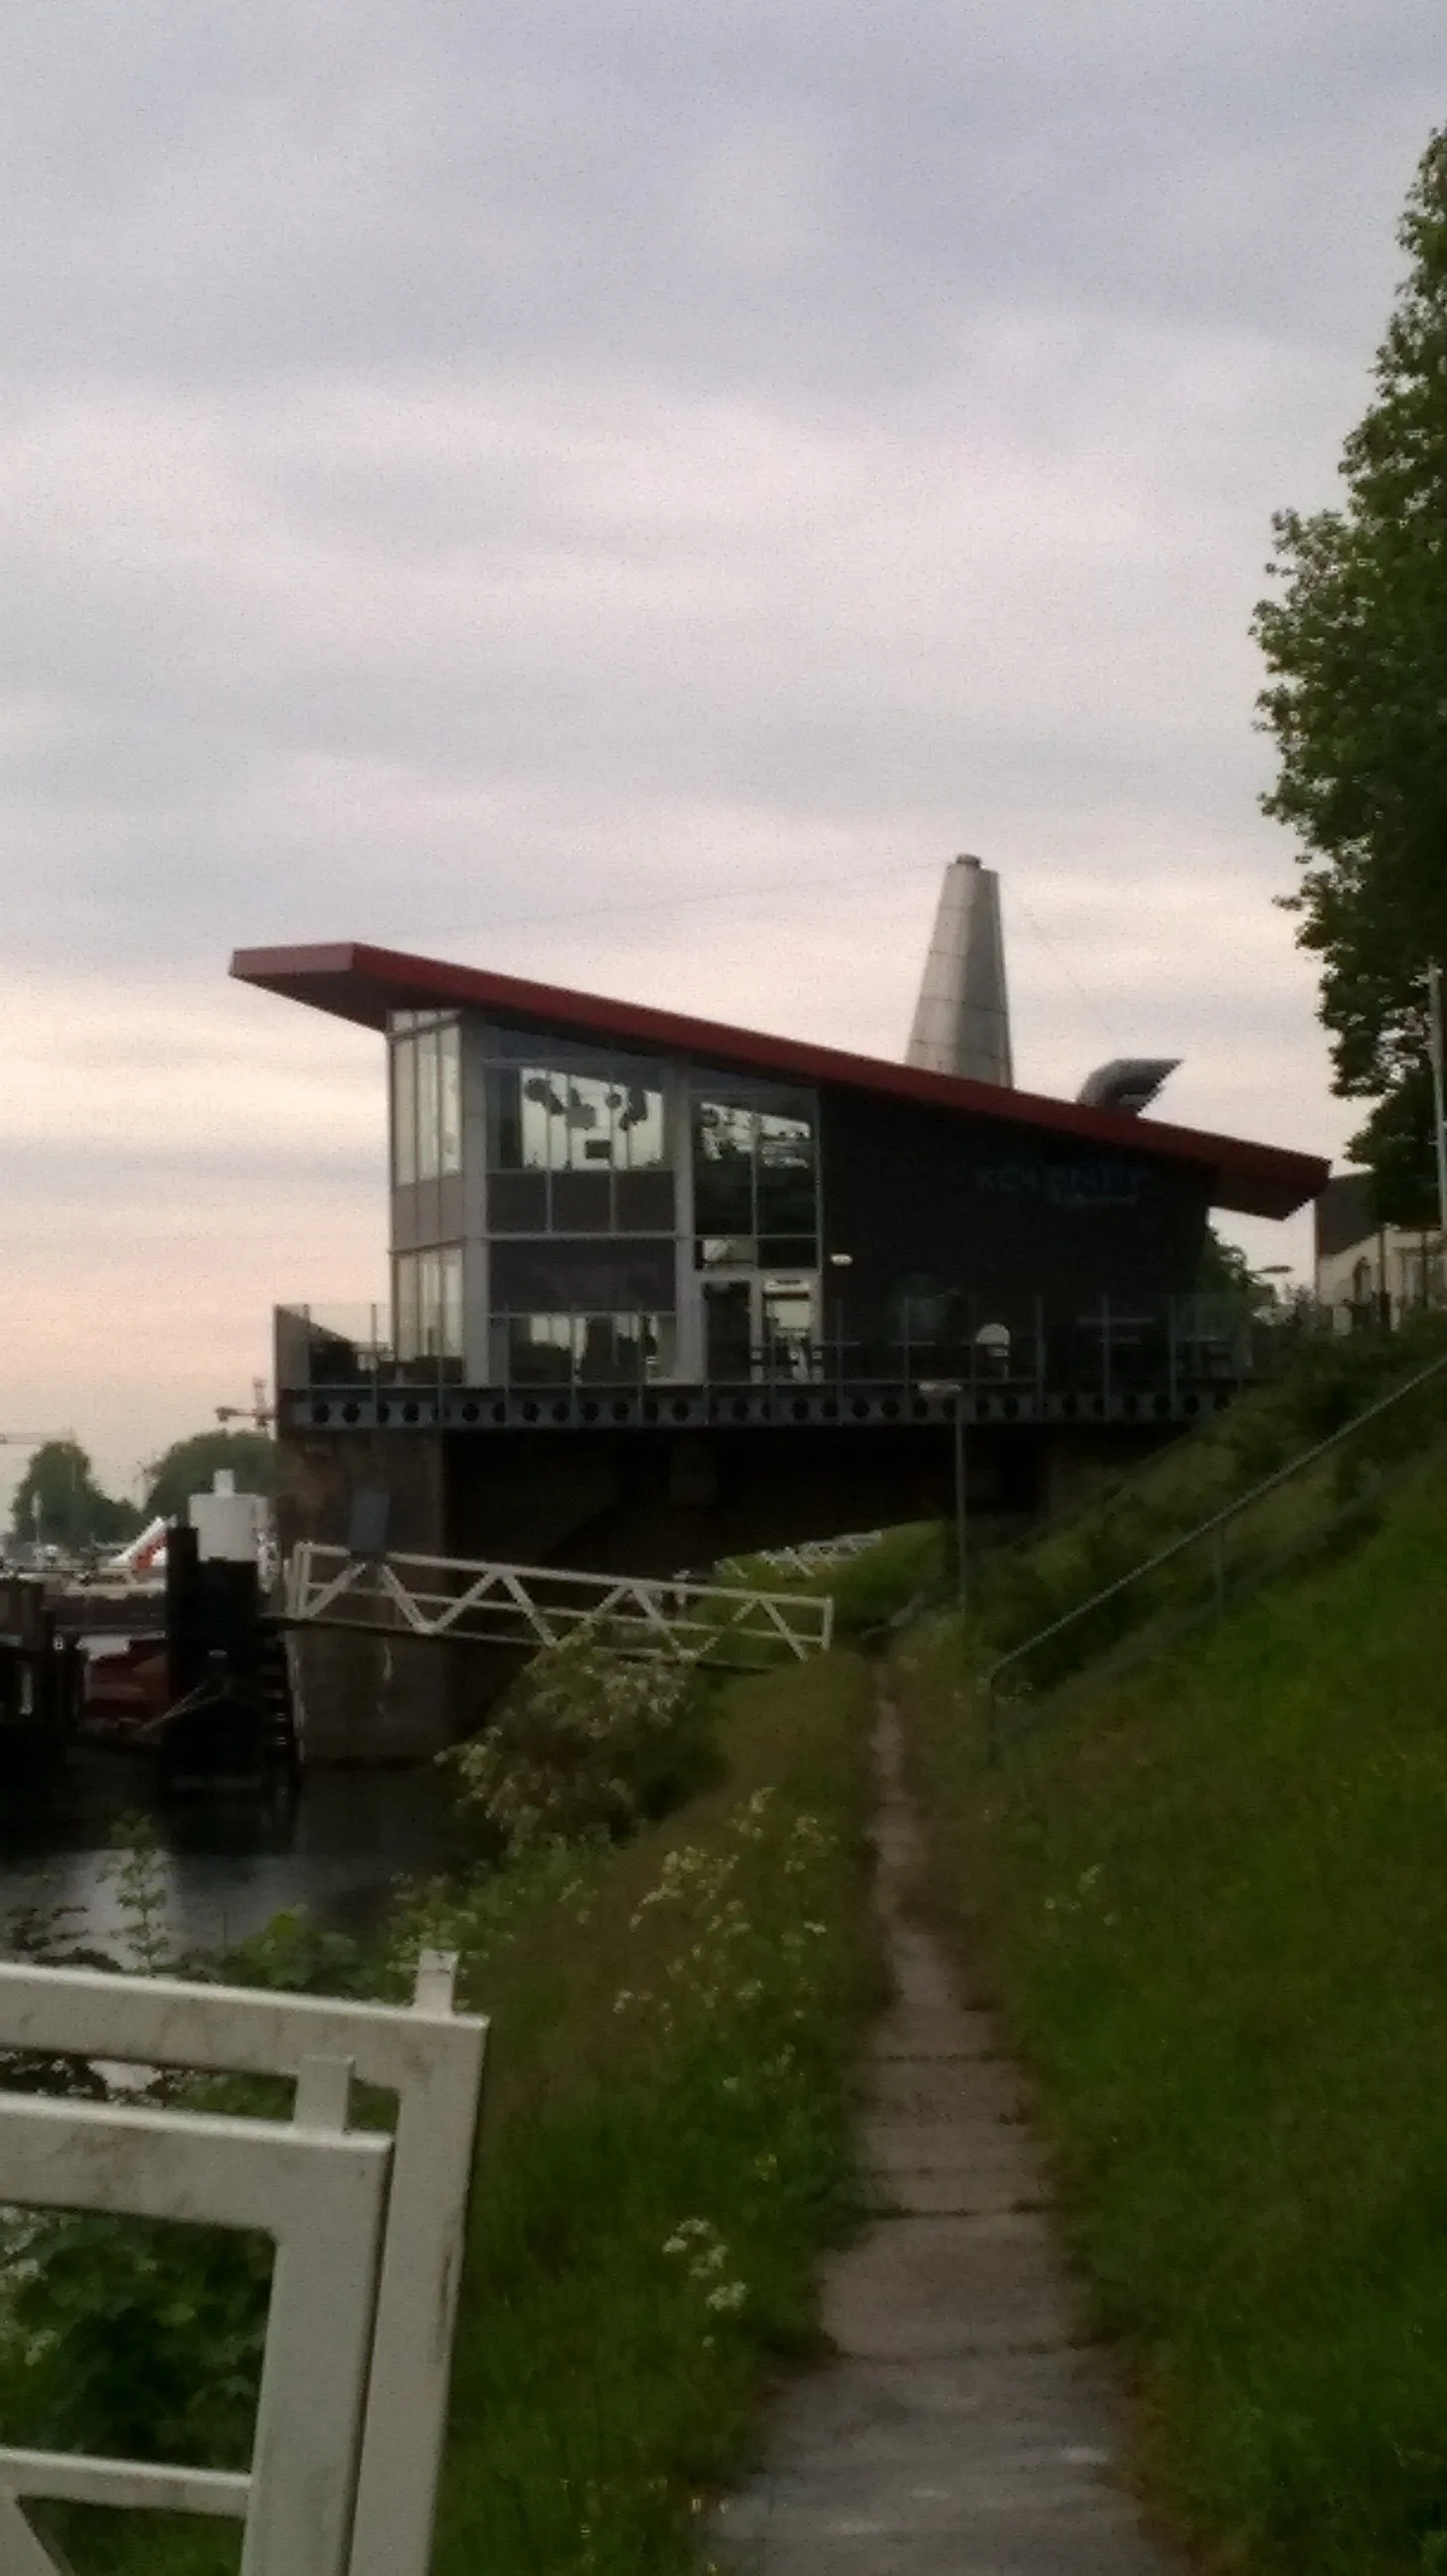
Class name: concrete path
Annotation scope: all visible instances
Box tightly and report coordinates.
[715,1692,1178,2575]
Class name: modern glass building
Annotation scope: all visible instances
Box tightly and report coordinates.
[237,940,1327,1409]
[235,939,1330,1754]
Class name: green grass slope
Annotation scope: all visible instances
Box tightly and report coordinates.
[897,1453,1447,2573]
[774,1319,1447,1703]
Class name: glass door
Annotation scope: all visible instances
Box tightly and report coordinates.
[703,1279,753,1381]
[700,1275,819,1381]
[758,1277,818,1379]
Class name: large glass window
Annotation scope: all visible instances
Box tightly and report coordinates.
[392,1036,417,1188]
[484,1045,670,1231]
[394,1244,463,1361]
[390,1017,462,1187]
[503,1311,677,1386]
[489,1236,676,1385]
[415,1030,441,1182]
[440,1028,462,1174]
[692,1080,818,1267]
[489,1064,666,1173]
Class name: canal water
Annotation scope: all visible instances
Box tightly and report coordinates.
[0,1755,470,1962]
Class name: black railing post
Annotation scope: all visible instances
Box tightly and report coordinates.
[953,1390,968,1610]
[1168,1293,1179,1409]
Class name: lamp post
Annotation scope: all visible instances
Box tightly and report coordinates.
[1429,964,1447,1259]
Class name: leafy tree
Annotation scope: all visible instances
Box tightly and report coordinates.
[1254,127,1447,1221]
[142,1429,275,1521]
[448,1635,716,1856]
[10,1442,141,1551]
[1195,1225,1282,1314]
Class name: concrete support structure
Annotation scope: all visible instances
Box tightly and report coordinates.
[906,856,1013,1087]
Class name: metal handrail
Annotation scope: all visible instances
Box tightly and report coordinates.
[982,1337,1447,1741]
[285,1542,835,1665]
[1000,1427,1447,1743]
[280,1292,1339,1400]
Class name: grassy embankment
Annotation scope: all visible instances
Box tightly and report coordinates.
[884,1324,1447,2573]
[22,1647,881,2576]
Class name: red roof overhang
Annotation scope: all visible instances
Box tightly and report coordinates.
[230,940,1329,1221]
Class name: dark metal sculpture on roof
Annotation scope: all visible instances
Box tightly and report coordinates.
[1076,1058,1181,1116]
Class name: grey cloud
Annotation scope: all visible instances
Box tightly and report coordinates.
[0,0,1438,407]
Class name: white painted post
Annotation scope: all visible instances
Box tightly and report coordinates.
[0,2064,392,2576]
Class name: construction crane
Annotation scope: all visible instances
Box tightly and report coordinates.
[215,1378,274,1430]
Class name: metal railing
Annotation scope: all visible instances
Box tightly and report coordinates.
[981,1338,1447,1748]
[277,1292,1334,1403]
[286,1543,835,1667]
[750,1532,883,1579]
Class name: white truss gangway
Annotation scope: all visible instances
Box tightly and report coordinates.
[750,1531,883,1579]
[285,1543,835,1667]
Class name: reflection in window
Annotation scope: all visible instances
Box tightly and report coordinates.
[485,1049,670,1233]
[491,1065,666,1173]
[393,1036,417,1189]
[416,1030,440,1182]
[756,1110,816,1236]
[503,1311,677,1386]
[440,1027,462,1173]
[693,1084,818,1264]
[390,1020,462,1186]
[396,1246,419,1357]
[395,1245,464,1361]
[761,1278,818,1378]
[700,1235,757,1268]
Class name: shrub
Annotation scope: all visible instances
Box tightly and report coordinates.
[8,2210,269,2471]
[446,1634,718,1856]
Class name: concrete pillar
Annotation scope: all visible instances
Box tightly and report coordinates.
[277,1432,458,1763]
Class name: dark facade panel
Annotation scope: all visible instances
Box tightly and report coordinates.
[550,1171,613,1232]
[819,1085,1210,1349]
[488,1170,549,1232]
[616,1169,677,1232]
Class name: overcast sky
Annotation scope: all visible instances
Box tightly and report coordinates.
[0,0,1440,1501]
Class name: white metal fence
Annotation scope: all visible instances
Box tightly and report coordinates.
[0,1952,486,2576]
[285,1542,835,1665]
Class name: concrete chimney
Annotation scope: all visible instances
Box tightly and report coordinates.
[905,855,1014,1086]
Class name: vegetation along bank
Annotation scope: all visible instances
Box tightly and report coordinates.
[9,1319,1447,2571]
[0,1638,881,2576]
